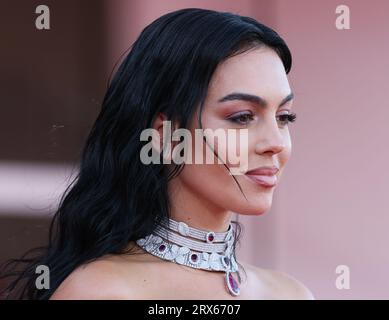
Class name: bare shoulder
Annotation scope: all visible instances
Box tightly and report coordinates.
[50,254,148,300]
[240,262,315,300]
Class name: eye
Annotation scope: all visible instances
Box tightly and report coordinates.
[277,112,297,126]
[227,112,254,125]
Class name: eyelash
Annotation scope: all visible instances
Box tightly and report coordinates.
[278,113,297,125]
[228,112,297,126]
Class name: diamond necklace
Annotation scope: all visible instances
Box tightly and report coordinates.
[135,217,242,296]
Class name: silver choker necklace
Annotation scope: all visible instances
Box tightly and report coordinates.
[135,217,242,296]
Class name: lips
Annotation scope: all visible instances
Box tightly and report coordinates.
[245,166,279,187]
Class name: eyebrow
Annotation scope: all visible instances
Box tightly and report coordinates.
[217,91,294,108]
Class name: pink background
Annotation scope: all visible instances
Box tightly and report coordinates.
[1,0,388,299]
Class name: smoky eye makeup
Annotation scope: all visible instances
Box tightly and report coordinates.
[276,112,297,126]
[226,111,255,125]
[225,109,297,127]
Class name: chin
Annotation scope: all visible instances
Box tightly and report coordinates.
[234,201,273,216]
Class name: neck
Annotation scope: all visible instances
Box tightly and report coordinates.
[168,179,233,233]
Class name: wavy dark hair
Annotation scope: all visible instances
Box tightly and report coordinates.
[0,8,292,299]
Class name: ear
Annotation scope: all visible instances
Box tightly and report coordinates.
[151,112,171,160]
[152,111,168,134]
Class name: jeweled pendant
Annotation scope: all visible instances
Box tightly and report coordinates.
[225,271,240,296]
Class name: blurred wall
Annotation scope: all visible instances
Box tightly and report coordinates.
[272,0,389,299]
[0,0,107,292]
[1,0,388,299]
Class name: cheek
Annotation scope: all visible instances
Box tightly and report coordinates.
[177,163,241,210]
[174,121,251,211]
[202,129,249,175]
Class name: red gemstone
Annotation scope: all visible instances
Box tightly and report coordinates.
[159,244,166,252]
[228,273,239,293]
[191,254,198,262]
[208,234,214,242]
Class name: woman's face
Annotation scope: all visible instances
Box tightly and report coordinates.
[173,46,294,215]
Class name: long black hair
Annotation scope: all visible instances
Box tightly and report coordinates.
[0,8,292,299]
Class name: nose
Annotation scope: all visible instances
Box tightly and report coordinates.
[254,117,285,156]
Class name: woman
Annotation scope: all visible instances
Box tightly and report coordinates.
[1,8,314,300]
